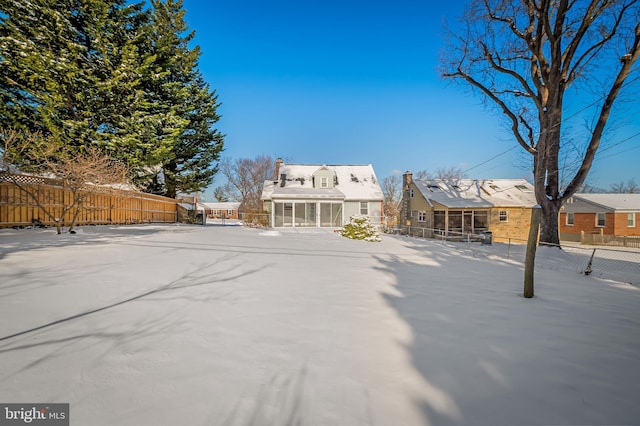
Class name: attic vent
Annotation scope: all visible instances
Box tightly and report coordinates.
[489,184,500,190]
[428,185,442,192]
[350,174,359,183]
[452,185,461,190]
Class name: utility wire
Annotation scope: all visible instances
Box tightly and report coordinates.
[462,96,637,175]
[463,145,518,174]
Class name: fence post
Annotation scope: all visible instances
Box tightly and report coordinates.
[524,205,541,299]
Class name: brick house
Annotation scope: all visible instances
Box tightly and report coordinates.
[559,194,640,242]
[199,202,241,220]
[401,172,538,242]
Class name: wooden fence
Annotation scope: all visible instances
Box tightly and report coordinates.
[0,172,177,228]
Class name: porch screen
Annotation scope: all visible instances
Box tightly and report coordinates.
[320,203,342,227]
[294,202,317,227]
[274,202,293,227]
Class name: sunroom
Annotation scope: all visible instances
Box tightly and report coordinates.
[272,199,344,227]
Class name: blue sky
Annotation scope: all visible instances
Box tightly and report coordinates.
[181,0,640,191]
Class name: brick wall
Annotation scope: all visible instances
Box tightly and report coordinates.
[559,212,640,237]
[489,207,533,242]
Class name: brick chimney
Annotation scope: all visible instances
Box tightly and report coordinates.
[274,157,283,180]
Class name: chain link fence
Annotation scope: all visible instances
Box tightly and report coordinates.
[391,226,639,285]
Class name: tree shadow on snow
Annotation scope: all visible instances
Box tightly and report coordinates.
[374,236,640,426]
[0,224,175,260]
[0,258,264,385]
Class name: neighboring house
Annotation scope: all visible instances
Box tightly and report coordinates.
[559,194,640,242]
[199,202,241,219]
[176,194,198,205]
[401,172,538,242]
[261,161,384,228]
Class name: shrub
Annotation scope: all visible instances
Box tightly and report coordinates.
[340,214,381,242]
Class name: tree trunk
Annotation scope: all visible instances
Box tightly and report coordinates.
[164,162,178,199]
[538,199,560,246]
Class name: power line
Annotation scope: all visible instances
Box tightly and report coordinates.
[462,145,518,174]
[460,93,636,174]
[596,131,640,155]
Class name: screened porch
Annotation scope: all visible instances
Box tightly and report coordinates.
[272,201,343,227]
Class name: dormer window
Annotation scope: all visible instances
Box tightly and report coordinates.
[313,166,336,189]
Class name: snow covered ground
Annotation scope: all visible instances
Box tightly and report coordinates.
[1,224,639,425]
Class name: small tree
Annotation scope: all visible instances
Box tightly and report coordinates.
[610,178,639,193]
[212,186,229,202]
[415,166,467,181]
[340,215,382,242]
[1,129,130,234]
[219,155,276,212]
[381,175,402,229]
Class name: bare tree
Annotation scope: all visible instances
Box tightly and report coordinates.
[219,154,276,212]
[610,181,628,193]
[381,175,402,228]
[1,129,130,234]
[441,0,640,245]
[610,178,639,193]
[415,166,468,181]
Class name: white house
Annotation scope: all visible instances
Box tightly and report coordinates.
[261,161,384,228]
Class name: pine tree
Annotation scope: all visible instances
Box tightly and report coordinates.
[139,0,224,198]
[1,0,223,197]
[0,0,168,172]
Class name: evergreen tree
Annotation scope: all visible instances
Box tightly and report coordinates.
[1,0,223,197]
[140,0,224,198]
[340,215,382,242]
[0,0,171,175]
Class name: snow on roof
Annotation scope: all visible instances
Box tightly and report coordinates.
[199,202,241,210]
[261,163,384,201]
[572,194,640,211]
[413,179,537,208]
[179,202,196,210]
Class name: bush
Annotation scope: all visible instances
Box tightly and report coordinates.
[340,215,381,242]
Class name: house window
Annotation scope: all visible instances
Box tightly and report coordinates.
[410,188,414,198]
[360,201,368,215]
[628,212,636,227]
[321,177,328,188]
[499,210,508,222]
[227,209,234,216]
[418,211,426,222]
[596,213,606,227]
[566,212,574,226]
